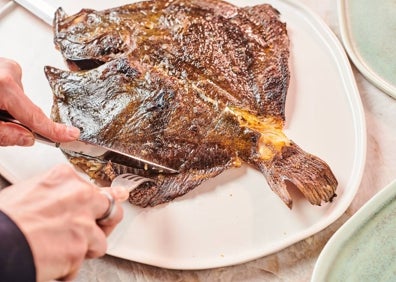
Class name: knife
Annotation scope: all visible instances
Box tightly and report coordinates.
[7,2,178,173]
[13,0,55,25]
[0,110,178,174]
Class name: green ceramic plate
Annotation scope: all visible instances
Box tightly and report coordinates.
[338,0,396,97]
[312,180,396,281]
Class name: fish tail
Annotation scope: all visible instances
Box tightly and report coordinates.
[256,141,338,208]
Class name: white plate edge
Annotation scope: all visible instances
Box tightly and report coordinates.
[272,0,367,248]
[0,0,367,270]
[104,0,368,270]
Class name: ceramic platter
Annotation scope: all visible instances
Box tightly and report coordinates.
[338,0,396,97]
[0,0,365,269]
[312,180,396,281]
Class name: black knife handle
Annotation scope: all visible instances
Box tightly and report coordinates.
[0,109,25,127]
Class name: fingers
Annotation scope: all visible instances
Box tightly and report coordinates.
[56,259,85,282]
[2,87,80,143]
[0,122,34,146]
[9,103,80,143]
[112,186,130,202]
[82,186,127,260]
[86,225,108,259]
[2,164,128,281]
[94,186,128,236]
[58,269,80,282]
[99,206,124,236]
[0,58,80,144]
[51,164,127,234]
[0,57,23,88]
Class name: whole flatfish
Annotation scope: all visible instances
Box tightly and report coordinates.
[45,0,337,208]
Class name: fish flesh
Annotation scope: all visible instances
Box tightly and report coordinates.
[45,0,338,208]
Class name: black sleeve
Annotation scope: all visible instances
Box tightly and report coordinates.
[0,210,36,282]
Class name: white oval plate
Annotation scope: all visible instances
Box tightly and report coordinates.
[338,0,396,97]
[312,180,396,281]
[0,0,365,269]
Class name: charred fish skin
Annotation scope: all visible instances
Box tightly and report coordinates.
[45,57,251,171]
[47,0,338,208]
[45,57,255,206]
[53,0,289,120]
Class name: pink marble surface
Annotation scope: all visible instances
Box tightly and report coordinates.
[74,1,396,281]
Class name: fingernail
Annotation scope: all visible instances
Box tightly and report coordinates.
[66,126,80,139]
[112,186,129,201]
[17,135,35,146]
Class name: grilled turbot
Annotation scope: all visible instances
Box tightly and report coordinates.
[46,0,337,208]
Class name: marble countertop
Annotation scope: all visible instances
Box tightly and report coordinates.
[1,0,395,281]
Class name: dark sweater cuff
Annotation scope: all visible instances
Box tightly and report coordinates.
[0,210,36,282]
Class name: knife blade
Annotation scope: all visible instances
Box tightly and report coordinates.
[58,140,178,174]
[0,110,178,174]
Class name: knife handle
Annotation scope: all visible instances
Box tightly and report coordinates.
[0,109,57,146]
[14,0,56,26]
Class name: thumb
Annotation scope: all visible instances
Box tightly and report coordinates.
[0,122,35,146]
[110,186,130,202]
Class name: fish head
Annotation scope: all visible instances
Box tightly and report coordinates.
[44,60,138,141]
[54,7,130,70]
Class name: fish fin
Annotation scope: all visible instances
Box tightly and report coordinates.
[44,66,65,88]
[257,141,337,208]
[54,7,67,29]
[129,165,228,207]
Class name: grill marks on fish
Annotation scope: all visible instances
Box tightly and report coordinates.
[47,58,247,169]
[54,0,289,120]
[46,0,338,208]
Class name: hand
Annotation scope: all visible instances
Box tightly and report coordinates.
[0,57,80,146]
[0,164,129,281]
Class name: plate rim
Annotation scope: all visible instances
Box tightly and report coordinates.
[0,0,367,270]
[337,0,396,98]
[311,179,396,281]
[104,0,367,269]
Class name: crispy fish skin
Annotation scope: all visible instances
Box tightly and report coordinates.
[47,0,337,208]
[45,57,256,205]
[53,0,289,120]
